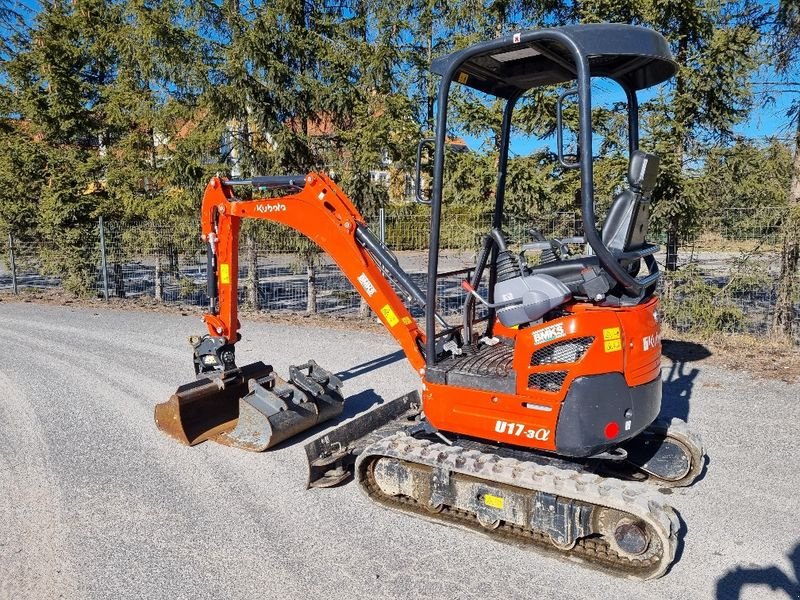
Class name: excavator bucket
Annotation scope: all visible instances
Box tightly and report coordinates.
[304,390,421,488]
[155,360,345,451]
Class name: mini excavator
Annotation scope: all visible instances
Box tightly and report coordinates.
[155,24,704,579]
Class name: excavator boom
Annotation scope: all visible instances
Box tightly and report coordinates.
[154,173,429,450]
[200,173,426,369]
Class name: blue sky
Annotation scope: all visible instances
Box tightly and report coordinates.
[747,95,794,138]
[457,67,798,157]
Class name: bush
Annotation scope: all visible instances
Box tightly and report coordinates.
[662,265,745,334]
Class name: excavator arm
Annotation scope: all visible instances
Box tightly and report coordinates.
[154,173,430,452]
[197,172,426,373]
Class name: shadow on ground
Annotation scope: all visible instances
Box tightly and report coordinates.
[716,542,800,600]
[661,340,712,422]
[336,350,406,382]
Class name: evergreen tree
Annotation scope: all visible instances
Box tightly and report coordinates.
[1,0,212,295]
[773,0,800,336]
[597,0,765,272]
[1,1,123,294]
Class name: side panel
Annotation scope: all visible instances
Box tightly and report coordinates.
[617,296,662,386]
[513,311,625,397]
[423,299,662,453]
[422,382,560,451]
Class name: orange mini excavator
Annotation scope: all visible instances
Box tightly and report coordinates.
[155,24,704,578]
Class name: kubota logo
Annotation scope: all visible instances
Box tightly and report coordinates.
[643,333,661,351]
[255,202,287,213]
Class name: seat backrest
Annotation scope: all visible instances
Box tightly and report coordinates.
[601,150,660,253]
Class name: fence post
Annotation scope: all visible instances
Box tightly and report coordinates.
[154,255,163,302]
[379,206,386,244]
[8,232,18,295]
[98,217,109,301]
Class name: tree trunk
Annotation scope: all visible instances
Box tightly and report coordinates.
[169,246,179,278]
[246,231,260,310]
[665,135,684,274]
[773,120,800,337]
[306,262,317,313]
[113,262,125,299]
[665,35,688,277]
[666,216,679,272]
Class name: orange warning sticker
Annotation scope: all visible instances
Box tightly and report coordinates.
[457,72,469,84]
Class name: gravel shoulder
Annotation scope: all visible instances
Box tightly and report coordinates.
[0,302,798,600]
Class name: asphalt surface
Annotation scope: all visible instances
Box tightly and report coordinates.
[0,301,798,600]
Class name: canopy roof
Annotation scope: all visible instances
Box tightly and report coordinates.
[431,24,677,98]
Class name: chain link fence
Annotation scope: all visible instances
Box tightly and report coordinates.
[1,206,796,342]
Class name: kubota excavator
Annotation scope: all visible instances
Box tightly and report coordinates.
[155,24,704,579]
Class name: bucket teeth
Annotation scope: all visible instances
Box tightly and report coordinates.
[154,360,345,451]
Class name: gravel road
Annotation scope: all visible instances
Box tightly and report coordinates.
[1,301,798,600]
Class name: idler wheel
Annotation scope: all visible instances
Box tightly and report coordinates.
[612,518,650,557]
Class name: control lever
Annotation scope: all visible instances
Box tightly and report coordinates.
[461,280,523,309]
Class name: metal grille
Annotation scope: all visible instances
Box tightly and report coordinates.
[531,337,594,366]
[528,371,568,392]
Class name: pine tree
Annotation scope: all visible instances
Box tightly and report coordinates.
[1,0,212,295]
[773,0,800,336]
[1,1,124,294]
[592,0,766,272]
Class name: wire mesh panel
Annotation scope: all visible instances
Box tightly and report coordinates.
[0,206,797,342]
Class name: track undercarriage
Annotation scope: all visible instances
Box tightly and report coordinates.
[304,392,704,580]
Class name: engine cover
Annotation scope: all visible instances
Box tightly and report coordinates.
[495,273,571,327]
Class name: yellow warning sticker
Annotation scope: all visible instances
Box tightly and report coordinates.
[604,338,622,353]
[457,72,469,84]
[484,494,504,509]
[220,263,230,285]
[380,304,400,327]
[603,327,621,341]
[401,316,413,326]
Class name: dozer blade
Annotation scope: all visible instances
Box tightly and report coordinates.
[155,360,345,451]
[304,390,421,488]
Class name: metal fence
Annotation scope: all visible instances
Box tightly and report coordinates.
[0,206,796,341]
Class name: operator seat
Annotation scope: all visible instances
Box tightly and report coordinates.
[601,150,659,255]
[530,150,660,301]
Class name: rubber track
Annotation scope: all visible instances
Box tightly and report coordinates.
[357,432,680,580]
